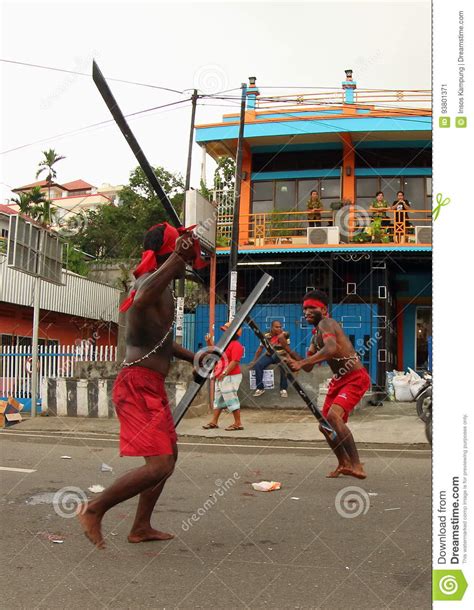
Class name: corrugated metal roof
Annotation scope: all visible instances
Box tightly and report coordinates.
[0,256,121,323]
[216,246,432,255]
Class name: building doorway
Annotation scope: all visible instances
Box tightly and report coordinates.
[415,306,432,370]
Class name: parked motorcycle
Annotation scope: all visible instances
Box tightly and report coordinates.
[415,371,432,445]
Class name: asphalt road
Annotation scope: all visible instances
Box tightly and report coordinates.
[1,431,431,609]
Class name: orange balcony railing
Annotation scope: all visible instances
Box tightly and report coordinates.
[216,208,432,248]
[255,89,432,112]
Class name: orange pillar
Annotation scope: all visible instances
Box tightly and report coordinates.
[341,133,356,237]
[239,143,252,246]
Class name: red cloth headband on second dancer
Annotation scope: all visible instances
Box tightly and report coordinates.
[303,299,327,310]
[120,222,208,312]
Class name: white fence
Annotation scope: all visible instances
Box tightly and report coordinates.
[0,344,117,401]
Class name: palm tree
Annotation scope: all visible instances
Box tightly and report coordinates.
[11,192,34,216]
[31,187,56,225]
[36,148,66,202]
[12,186,56,225]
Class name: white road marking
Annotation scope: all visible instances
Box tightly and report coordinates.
[0,431,430,453]
[0,466,37,473]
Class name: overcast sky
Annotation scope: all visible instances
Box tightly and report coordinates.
[1,0,431,202]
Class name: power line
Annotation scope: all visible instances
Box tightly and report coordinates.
[0,58,184,94]
[1,98,192,155]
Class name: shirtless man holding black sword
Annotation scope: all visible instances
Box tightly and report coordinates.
[281,290,371,479]
[78,223,205,548]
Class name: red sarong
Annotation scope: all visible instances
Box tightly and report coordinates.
[322,368,371,423]
[112,367,177,456]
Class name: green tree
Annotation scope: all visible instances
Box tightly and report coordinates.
[36,148,66,199]
[11,186,54,223]
[69,165,185,260]
[213,156,235,191]
[65,244,90,276]
[11,191,34,216]
[35,149,65,225]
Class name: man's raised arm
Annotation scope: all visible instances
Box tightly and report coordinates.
[133,233,195,309]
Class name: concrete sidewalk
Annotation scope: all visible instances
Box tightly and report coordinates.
[7,401,429,448]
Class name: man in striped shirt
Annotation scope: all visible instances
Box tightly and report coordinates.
[251,320,290,398]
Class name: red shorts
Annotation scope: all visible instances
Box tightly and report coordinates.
[322,368,371,423]
[112,366,177,457]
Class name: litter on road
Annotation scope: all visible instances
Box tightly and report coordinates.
[251,481,282,492]
[100,463,113,472]
[88,484,105,493]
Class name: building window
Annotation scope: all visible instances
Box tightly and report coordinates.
[251,181,274,213]
[356,176,432,210]
[252,178,341,213]
[275,181,296,210]
[320,178,341,201]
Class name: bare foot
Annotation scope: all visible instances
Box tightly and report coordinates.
[326,465,349,478]
[77,504,105,549]
[341,465,367,480]
[127,528,175,543]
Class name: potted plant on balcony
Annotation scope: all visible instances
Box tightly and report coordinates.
[329,200,345,211]
[351,217,391,243]
[265,210,292,244]
[216,235,231,248]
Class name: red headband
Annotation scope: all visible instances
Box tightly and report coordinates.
[119,222,208,313]
[303,299,327,310]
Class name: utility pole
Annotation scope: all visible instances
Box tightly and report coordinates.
[176,89,199,344]
[30,274,42,417]
[227,82,247,320]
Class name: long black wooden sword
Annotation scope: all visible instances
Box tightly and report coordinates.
[245,315,337,440]
[172,273,273,426]
[92,60,182,228]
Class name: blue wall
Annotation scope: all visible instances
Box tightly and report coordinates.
[191,302,379,382]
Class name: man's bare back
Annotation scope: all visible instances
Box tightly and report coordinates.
[124,280,175,376]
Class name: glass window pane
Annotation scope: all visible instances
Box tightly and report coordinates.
[252,181,273,202]
[356,178,378,198]
[380,177,401,204]
[252,200,273,214]
[297,180,319,210]
[320,178,341,200]
[401,177,424,208]
[275,181,296,210]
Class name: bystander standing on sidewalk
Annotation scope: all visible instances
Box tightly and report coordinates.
[202,322,245,431]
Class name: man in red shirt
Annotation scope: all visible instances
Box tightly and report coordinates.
[202,322,244,431]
